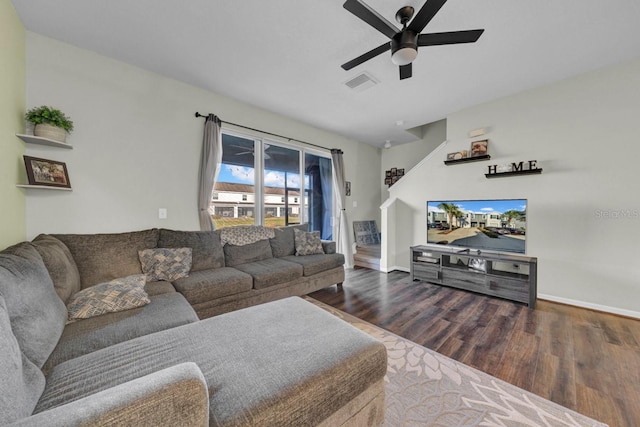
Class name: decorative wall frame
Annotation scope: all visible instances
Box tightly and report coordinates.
[23,155,71,188]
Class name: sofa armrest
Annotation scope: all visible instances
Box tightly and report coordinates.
[321,240,336,254]
[9,363,208,427]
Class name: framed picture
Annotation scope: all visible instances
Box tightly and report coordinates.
[385,170,392,178]
[23,156,71,188]
[345,181,351,196]
[384,178,392,185]
[470,139,489,157]
[397,168,405,176]
[390,167,397,176]
[447,151,468,160]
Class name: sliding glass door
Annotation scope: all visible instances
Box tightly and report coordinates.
[212,131,333,237]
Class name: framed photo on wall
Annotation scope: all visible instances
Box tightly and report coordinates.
[23,156,72,188]
[470,140,489,157]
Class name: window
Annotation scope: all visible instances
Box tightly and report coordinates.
[211,130,333,238]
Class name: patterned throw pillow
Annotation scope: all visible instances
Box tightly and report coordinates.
[138,247,192,282]
[67,275,150,320]
[220,226,275,246]
[294,229,325,256]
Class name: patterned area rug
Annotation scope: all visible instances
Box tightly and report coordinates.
[305,297,608,427]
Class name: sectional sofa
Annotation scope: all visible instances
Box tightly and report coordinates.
[0,225,387,426]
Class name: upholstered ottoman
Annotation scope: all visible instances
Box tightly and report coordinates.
[36,297,387,426]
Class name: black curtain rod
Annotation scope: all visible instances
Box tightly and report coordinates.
[195,112,330,152]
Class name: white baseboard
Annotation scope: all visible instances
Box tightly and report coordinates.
[538,293,640,319]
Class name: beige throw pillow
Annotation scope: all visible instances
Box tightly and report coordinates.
[138,247,192,282]
[67,274,150,320]
[294,229,325,256]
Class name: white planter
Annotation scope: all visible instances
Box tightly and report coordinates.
[34,123,67,143]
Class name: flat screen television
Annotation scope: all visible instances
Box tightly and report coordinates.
[426,199,527,254]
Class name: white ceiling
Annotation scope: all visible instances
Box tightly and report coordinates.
[12,0,640,147]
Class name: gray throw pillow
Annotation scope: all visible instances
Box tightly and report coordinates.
[0,295,46,424]
[138,247,192,282]
[294,229,325,256]
[67,274,150,320]
[0,254,67,368]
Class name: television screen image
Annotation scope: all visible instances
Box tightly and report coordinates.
[426,199,527,254]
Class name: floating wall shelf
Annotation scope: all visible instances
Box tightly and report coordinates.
[485,169,543,179]
[16,134,73,149]
[444,154,491,165]
[16,184,72,191]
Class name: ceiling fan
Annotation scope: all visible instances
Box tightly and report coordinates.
[341,0,484,80]
[231,144,272,160]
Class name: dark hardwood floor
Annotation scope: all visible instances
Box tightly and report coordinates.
[310,268,640,427]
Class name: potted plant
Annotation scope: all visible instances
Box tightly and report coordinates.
[25,106,74,143]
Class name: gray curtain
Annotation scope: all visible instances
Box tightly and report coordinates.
[318,157,333,240]
[197,114,222,231]
[331,149,353,268]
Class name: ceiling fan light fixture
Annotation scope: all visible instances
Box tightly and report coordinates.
[391,47,417,66]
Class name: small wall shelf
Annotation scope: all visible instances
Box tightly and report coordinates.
[444,154,491,165]
[485,169,543,179]
[16,134,73,149]
[16,184,72,191]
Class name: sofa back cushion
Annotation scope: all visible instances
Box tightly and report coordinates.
[31,234,81,304]
[157,229,224,271]
[224,240,273,267]
[269,224,309,258]
[0,294,46,424]
[0,253,67,368]
[1,241,43,262]
[53,229,159,289]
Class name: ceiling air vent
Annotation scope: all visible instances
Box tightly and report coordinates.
[344,72,378,92]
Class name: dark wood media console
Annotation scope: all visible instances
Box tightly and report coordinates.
[410,245,537,308]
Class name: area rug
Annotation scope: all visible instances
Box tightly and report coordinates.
[304,297,608,427]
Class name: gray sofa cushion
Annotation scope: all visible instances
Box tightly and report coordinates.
[233,258,303,290]
[223,239,273,267]
[269,224,309,258]
[144,280,176,296]
[0,254,67,368]
[158,229,225,271]
[0,294,46,424]
[52,229,159,289]
[43,292,198,374]
[172,267,253,305]
[31,235,81,304]
[36,297,387,427]
[281,253,346,276]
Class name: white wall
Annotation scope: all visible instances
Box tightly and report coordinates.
[24,33,381,243]
[385,57,640,316]
[380,119,446,201]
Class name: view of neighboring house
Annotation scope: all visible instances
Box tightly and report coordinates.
[211,182,304,219]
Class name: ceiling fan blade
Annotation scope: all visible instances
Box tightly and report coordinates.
[399,63,412,80]
[408,0,447,33]
[418,29,484,46]
[342,42,390,70]
[343,0,399,39]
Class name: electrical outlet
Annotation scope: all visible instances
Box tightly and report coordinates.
[158,208,167,219]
